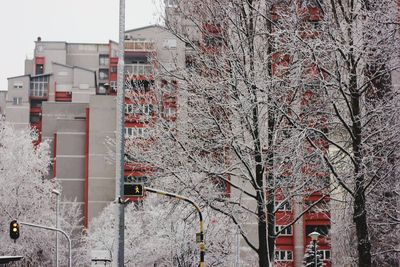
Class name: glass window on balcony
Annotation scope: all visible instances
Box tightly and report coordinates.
[30,75,49,97]
[99,69,109,80]
[99,55,109,66]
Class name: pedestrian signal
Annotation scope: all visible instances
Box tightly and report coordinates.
[124,183,144,197]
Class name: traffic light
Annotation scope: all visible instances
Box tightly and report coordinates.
[10,220,20,240]
[124,183,144,197]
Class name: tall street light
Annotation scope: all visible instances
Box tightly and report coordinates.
[115,0,126,266]
[52,189,61,267]
[309,231,320,267]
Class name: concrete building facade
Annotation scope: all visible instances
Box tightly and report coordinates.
[2,27,185,227]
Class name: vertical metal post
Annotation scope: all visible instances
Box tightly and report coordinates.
[235,225,240,267]
[20,222,71,267]
[115,0,126,266]
[313,239,317,267]
[52,189,61,267]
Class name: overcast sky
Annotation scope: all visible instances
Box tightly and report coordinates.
[0,0,161,90]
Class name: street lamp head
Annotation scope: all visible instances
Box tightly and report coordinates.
[52,189,61,196]
[309,231,320,241]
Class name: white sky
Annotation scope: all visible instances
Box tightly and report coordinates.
[0,0,162,90]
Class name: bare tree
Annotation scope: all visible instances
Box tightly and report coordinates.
[0,122,90,266]
[90,195,236,266]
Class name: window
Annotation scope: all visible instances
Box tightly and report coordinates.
[124,176,148,183]
[305,225,330,236]
[12,97,22,105]
[304,200,329,213]
[110,81,117,91]
[124,127,150,139]
[99,55,109,66]
[111,66,118,73]
[99,69,109,80]
[30,75,49,97]
[163,107,176,117]
[13,82,23,89]
[275,225,292,236]
[98,83,106,95]
[275,250,293,261]
[275,200,292,211]
[319,250,331,260]
[125,103,154,116]
[36,64,44,75]
[163,39,177,49]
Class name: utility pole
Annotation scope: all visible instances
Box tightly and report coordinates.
[115,0,126,266]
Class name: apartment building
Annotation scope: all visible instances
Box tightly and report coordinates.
[2,27,184,227]
[164,1,331,266]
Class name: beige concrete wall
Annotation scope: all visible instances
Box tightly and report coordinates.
[125,26,186,72]
[72,68,96,103]
[34,41,67,74]
[0,91,6,116]
[88,95,116,224]
[5,76,30,129]
[41,102,89,219]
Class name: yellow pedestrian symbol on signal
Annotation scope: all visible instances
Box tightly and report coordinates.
[123,183,144,197]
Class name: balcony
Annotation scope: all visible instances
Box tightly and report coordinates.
[30,89,48,99]
[125,64,153,76]
[124,40,155,52]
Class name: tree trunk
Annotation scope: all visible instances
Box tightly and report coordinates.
[353,190,372,267]
[351,81,372,267]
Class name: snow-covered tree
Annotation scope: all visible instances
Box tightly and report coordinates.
[267,0,400,266]
[90,195,236,266]
[302,241,323,267]
[0,122,89,266]
[122,1,400,266]
[122,1,334,266]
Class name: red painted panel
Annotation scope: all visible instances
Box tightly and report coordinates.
[55,92,72,102]
[35,57,45,65]
[53,133,57,178]
[84,108,89,228]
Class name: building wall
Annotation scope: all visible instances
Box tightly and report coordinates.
[5,76,30,129]
[87,95,116,224]
[125,25,186,72]
[41,102,88,179]
[0,91,7,116]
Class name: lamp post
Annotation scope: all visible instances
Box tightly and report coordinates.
[308,231,320,267]
[52,189,61,267]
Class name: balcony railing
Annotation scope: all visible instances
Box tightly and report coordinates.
[30,90,48,98]
[124,40,155,52]
[125,64,153,76]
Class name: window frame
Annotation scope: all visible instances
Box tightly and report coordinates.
[275,225,293,236]
[12,97,22,105]
[275,250,293,261]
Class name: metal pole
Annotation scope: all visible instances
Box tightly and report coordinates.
[115,0,126,266]
[235,225,240,267]
[313,239,317,267]
[52,189,61,267]
[20,222,71,267]
[144,187,205,267]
